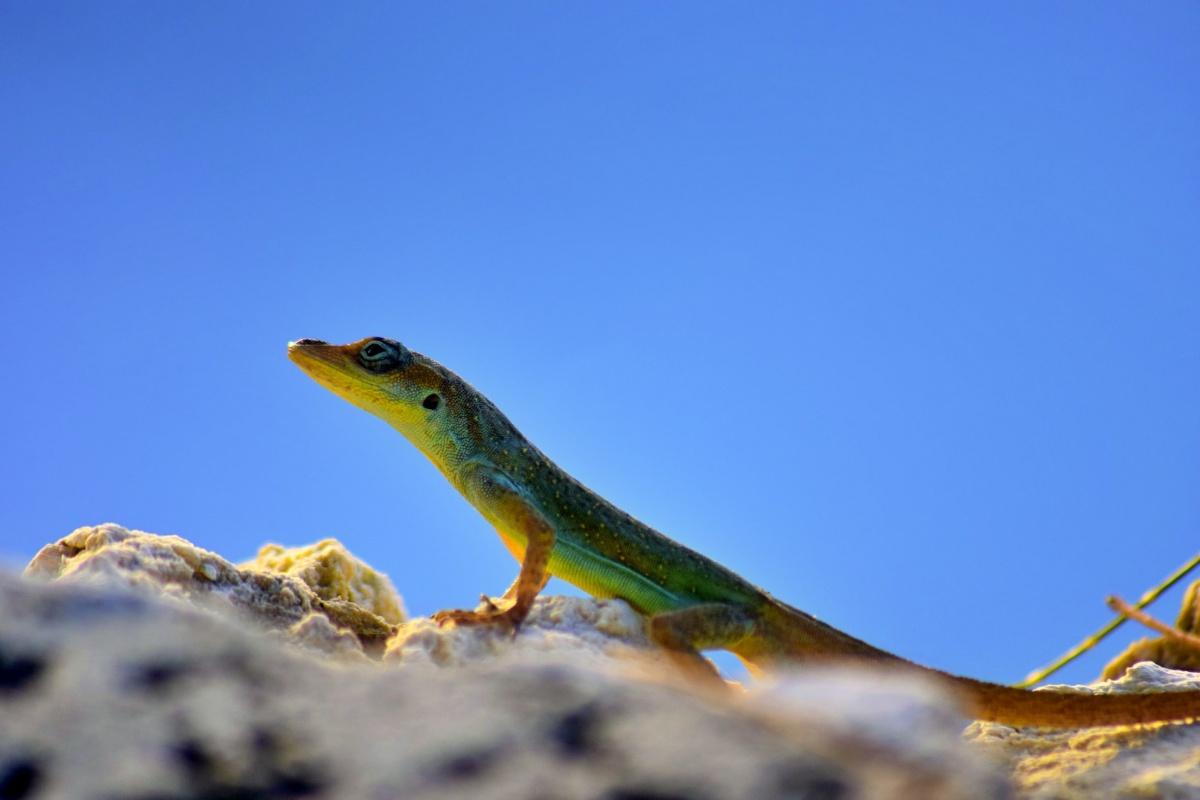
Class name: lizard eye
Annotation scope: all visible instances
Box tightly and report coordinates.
[358,339,405,373]
[361,341,390,361]
[422,393,441,410]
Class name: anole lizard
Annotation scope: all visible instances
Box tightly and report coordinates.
[289,336,1200,727]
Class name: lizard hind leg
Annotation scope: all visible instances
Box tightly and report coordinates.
[647,603,757,685]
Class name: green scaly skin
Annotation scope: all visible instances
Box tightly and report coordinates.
[289,336,1200,728]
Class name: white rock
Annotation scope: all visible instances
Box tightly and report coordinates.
[0,570,1005,800]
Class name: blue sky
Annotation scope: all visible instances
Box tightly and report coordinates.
[2,3,1197,684]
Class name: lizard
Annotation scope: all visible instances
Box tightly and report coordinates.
[288,335,1200,727]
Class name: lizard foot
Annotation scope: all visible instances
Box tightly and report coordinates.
[432,602,526,634]
[477,593,502,613]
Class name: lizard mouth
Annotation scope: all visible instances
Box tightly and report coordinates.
[288,339,403,420]
[288,340,360,395]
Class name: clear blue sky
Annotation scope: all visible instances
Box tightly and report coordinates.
[2,3,1197,685]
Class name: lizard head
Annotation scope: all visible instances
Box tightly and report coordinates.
[288,336,494,475]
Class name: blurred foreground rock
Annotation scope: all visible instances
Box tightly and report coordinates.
[5,525,1200,799]
[1,576,1003,798]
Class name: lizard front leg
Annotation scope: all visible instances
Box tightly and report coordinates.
[476,571,552,614]
[433,465,555,630]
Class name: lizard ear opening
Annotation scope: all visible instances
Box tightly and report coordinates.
[422,393,441,410]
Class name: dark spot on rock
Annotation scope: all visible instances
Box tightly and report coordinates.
[172,738,213,778]
[549,702,605,758]
[267,766,325,797]
[165,718,325,799]
[0,758,42,799]
[433,747,501,781]
[0,648,45,696]
[55,539,84,558]
[605,789,704,800]
[800,778,850,800]
[355,633,390,660]
[772,762,849,800]
[252,728,279,756]
[128,660,189,693]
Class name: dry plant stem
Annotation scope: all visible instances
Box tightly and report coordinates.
[1015,552,1200,688]
[1106,595,1200,652]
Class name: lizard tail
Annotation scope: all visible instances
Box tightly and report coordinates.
[947,673,1200,727]
[750,600,1200,727]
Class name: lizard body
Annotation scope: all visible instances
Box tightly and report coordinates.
[289,336,1200,727]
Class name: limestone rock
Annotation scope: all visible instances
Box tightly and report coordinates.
[0,570,1005,800]
[386,593,663,669]
[965,663,1200,798]
[244,539,406,624]
[24,524,397,657]
[1104,638,1200,682]
[17,524,1200,799]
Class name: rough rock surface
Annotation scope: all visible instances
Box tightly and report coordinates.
[11,525,1200,799]
[966,664,1200,798]
[386,592,664,669]
[245,539,406,625]
[25,524,399,657]
[0,568,1005,800]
